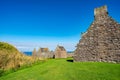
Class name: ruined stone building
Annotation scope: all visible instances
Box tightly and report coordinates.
[32,48,54,59]
[37,48,49,58]
[74,5,120,63]
[32,46,68,59]
[54,45,67,58]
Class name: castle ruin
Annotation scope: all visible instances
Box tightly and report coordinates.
[32,48,54,59]
[73,5,120,63]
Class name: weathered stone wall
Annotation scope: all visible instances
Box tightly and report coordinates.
[54,46,67,58]
[55,51,67,58]
[74,5,120,63]
[67,53,74,58]
[32,48,54,59]
[94,5,107,16]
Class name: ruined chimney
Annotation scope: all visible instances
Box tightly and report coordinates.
[94,5,108,19]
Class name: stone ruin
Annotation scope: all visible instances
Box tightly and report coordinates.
[73,5,120,63]
[32,48,54,59]
[32,45,73,59]
[54,45,67,58]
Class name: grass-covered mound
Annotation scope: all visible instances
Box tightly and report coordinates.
[0,42,34,71]
[0,42,18,52]
[0,58,120,80]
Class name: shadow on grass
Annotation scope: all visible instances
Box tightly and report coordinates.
[66,59,73,62]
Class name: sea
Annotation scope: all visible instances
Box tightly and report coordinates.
[23,51,74,56]
[23,52,32,56]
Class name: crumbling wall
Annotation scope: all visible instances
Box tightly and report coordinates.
[54,46,67,58]
[74,5,120,63]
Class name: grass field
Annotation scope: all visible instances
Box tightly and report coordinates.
[0,58,120,80]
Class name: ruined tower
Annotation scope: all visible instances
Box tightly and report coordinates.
[73,5,120,63]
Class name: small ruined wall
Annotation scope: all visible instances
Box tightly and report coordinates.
[55,50,67,58]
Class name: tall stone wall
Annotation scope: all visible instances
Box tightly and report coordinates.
[74,5,120,63]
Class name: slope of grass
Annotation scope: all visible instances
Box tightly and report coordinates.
[0,58,120,80]
[0,42,35,71]
[0,42,18,52]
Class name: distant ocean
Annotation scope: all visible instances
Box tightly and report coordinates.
[23,52,32,56]
[23,51,74,56]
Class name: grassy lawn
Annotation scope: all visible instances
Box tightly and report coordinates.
[0,58,120,80]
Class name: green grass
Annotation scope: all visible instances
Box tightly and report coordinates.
[0,42,18,52]
[0,58,120,80]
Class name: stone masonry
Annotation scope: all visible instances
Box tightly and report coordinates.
[32,48,54,59]
[54,45,67,58]
[74,5,120,63]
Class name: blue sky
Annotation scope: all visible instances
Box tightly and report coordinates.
[0,0,120,51]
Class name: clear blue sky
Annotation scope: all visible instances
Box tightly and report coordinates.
[0,0,120,51]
